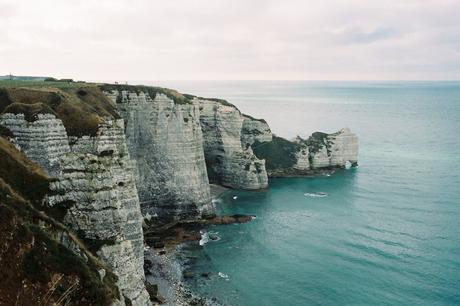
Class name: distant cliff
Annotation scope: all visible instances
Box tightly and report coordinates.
[195,97,272,190]
[253,128,358,176]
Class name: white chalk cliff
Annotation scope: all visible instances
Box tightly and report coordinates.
[105,90,214,222]
[197,98,271,190]
[0,113,150,306]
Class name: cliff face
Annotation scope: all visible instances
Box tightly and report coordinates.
[307,128,359,169]
[0,86,150,306]
[197,98,271,190]
[253,128,359,176]
[104,89,214,223]
[0,113,70,176]
[0,137,120,306]
[241,115,272,146]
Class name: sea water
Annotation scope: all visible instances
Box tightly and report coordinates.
[152,81,460,305]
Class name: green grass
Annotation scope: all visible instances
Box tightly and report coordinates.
[0,79,93,90]
[252,135,302,170]
[100,83,193,105]
[183,93,236,107]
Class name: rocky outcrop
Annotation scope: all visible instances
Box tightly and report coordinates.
[104,89,214,223]
[307,128,359,169]
[241,115,272,146]
[1,111,150,306]
[253,128,359,176]
[0,113,70,176]
[197,98,271,190]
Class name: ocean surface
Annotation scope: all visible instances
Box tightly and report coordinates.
[152,81,460,305]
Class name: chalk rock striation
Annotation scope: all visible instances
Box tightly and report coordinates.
[0,113,70,177]
[306,128,359,169]
[197,98,271,190]
[0,110,150,306]
[241,115,273,146]
[104,88,214,223]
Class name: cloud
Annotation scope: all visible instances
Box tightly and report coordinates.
[329,26,396,44]
[0,0,459,80]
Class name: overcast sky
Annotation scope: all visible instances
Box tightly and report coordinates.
[1,0,459,81]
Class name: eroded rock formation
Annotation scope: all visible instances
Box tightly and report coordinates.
[0,110,150,306]
[253,128,359,176]
[305,128,359,169]
[104,89,214,222]
[197,98,271,190]
[0,113,70,176]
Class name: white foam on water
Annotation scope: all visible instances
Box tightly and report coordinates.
[199,230,209,246]
[218,272,230,281]
[304,192,328,198]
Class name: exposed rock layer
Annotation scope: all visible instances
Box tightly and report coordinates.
[253,128,359,176]
[105,89,214,223]
[197,98,271,190]
[0,111,150,306]
[0,113,69,176]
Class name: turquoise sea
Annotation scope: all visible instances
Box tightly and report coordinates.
[154,81,460,305]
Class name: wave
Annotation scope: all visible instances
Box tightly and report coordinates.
[199,230,209,246]
[304,192,328,198]
[199,230,221,246]
[218,272,230,281]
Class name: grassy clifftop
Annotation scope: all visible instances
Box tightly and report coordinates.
[0,80,120,136]
[100,83,193,105]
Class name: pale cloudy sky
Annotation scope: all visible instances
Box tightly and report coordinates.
[1,0,459,81]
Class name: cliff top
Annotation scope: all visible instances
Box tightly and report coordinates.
[0,80,120,136]
[100,83,193,105]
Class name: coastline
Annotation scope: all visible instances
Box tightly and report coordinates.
[144,245,212,306]
[144,183,230,306]
[210,183,230,199]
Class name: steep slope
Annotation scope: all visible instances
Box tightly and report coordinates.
[196,97,271,190]
[0,84,150,305]
[0,136,121,306]
[102,85,214,224]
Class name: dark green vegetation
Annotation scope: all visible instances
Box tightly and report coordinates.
[253,135,302,170]
[100,83,193,105]
[0,132,119,305]
[305,132,331,154]
[0,80,120,136]
[183,93,237,107]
